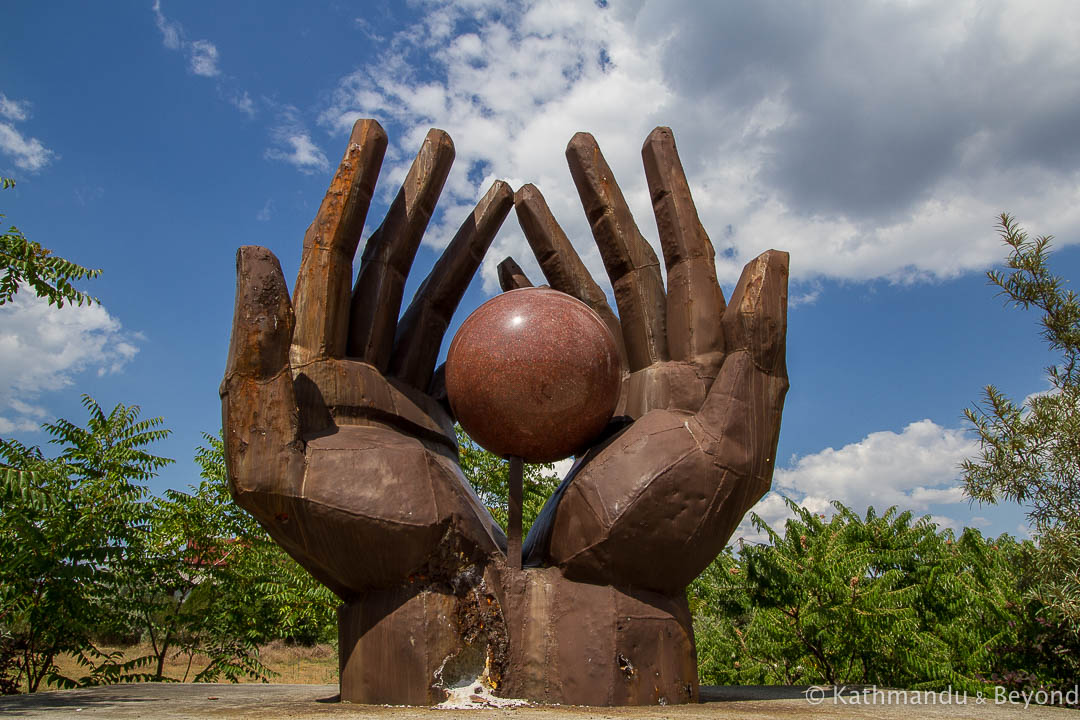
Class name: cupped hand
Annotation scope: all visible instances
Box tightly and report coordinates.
[221,120,512,599]
[503,128,789,594]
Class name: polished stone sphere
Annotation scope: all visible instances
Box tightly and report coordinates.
[446,287,622,463]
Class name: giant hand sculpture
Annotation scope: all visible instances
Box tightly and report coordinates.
[504,129,789,594]
[221,120,788,706]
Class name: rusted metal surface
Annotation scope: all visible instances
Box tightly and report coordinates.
[496,255,533,292]
[348,129,456,372]
[498,567,698,705]
[221,121,788,706]
[565,132,668,372]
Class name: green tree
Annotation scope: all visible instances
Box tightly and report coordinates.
[961,214,1080,633]
[0,396,170,692]
[0,413,340,693]
[117,434,338,683]
[0,178,101,307]
[117,444,269,682]
[456,426,561,536]
[186,435,337,649]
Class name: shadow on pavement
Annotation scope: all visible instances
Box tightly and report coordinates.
[0,686,155,716]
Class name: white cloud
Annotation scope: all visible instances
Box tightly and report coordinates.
[733,419,978,544]
[928,515,959,532]
[0,286,140,431]
[0,92,54,172]
[152,0,182,50]
[774,419,976,512]
[189,40,221,77]
[9,399,47,419]
[789,286,821,307]
[0,415,39,433]
[354,17,385,43]
[321,0,666,293]
[0,93,30,122]
[152,1,235,92]
[256,199,273,222]
[731,492,797,546]
[317,0,1080,299]
[266,108,329,174]
[265,133,328,173]
[228,90,255,116]
[0,121,55,172]
[552,457,574,479]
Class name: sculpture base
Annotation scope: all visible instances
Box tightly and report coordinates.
[338,566,698,706]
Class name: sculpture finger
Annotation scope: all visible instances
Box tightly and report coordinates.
[565,133,667,371]
[291,119,387,365]
[642,127,725,367]
[497,256,534,291]
[222,247,348,593]
[347,129,455,372]
[514,183,626,368]
[390,180,514,391]
[720,249,788,374]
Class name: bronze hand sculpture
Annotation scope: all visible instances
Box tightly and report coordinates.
[221,120,788,705]
[505,129,789,595]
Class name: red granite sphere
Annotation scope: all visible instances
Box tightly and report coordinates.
[446,288,622,463]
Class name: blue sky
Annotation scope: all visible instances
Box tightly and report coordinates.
[3,0,1080,542]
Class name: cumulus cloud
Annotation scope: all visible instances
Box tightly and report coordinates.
[732,419,978,544]
[0,286,140,432]
[321,0,668,292]
[0,93,55,173]
[0,121,55,173]
[318,0,1080,299]
[266,108,330,174]
[773,420,975,511]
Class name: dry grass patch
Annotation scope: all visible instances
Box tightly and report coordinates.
[38,641,337,691]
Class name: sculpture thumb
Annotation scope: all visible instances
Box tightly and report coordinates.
[721,249,788,375]
[220,246,305,508]
[696,249,789,514]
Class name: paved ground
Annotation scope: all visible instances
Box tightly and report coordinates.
[0,684,1075,719]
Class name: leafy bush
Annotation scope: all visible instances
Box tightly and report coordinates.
[691,499,1030,692]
